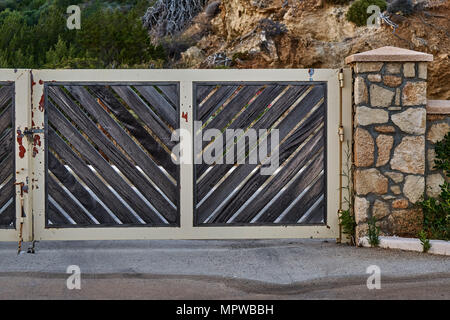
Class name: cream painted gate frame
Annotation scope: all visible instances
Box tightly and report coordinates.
[0,68,352,242]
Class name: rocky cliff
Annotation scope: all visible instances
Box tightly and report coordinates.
[179,0,449,99]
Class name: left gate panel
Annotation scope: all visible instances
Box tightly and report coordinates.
[44,83,180,228]
[0,82,15,230]
[0,69,32,242]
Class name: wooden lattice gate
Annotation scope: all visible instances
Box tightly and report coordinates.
[0,69,352,242]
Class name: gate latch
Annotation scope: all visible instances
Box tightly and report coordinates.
[23,128,44,136]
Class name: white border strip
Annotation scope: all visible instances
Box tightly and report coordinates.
[359,236,450,256]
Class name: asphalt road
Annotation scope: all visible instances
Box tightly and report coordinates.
[0,239,448,299]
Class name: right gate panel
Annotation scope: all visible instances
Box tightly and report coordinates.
[194,82,327,226]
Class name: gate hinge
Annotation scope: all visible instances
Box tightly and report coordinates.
[338,126,344,142]
[338,70,344,88]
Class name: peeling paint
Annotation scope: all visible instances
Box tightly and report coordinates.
[32,134,41,158]
[38,94,45,112]
[16,129,26,158]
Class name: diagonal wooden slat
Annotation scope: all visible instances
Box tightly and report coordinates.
[88,85,177,176]
[47,99,173,224]
[197,85,286,176]
[244,151,324,223]
[196,85,216,105]
[222,130,325,224]
[198,85,240,121]
[48,175,94,225]
[0,201,15,227]
[0,154,13,185]
[156,85,178,108]
[202,85,263,133]
[0,85,13,112]
[49,130,141,224]
[0,178,14,210]
[0,129,13,161]
[111,85,175,150]
[279,175,325,224]
[49,152,116,224]
[65,85,178,204]
[196,85,312,198]
[47,201,72,226]
[134,85,178,128]
[0,104,12,135]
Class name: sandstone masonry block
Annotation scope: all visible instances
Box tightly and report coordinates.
[418,62,427,79]
[355,62,383,73]
[388,209,423,237]
[427,148,436,171]
[390,136,425,174]
[372,200,390,220]
[395,88,401,105]
[367,74,381,82]
[403,62,415,77]
[370,85,395,107]
[392,199,409,209]
[355,196,370,224]
[426,173,445,198]
[383,75,402,87]
[386,63,401,74]
[354,128,374,167]
[426,122,450,144]
[355,106,389,126]
[385,171,404,183]
[402,81,427,106]
[403,175,425,204]
[374,125,396,133]
[376,134,394,167]
[354,77,368,105]
[391,108,426,135]
[391,185,401,194]
[355,169,389,195]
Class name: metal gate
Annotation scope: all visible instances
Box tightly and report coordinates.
[0,69,352,242]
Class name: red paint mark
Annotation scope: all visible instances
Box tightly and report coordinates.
[19,146,26,158]
[33,135,41,147]
[32,147,39,157]
[17,130,26,158]
[182,112,188,123]
[39,94,45,112]
[31,81,36,86]
[39,80,44,85]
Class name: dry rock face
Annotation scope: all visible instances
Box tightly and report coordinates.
[182,1,449,100]
[352,60,430,240]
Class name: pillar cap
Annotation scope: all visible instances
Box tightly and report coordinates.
[345,46,433,64]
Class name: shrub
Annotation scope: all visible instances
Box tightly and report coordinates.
[346,0,387,27]
[368,217,380,247]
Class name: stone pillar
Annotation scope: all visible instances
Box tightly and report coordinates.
[346,46,433,242]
